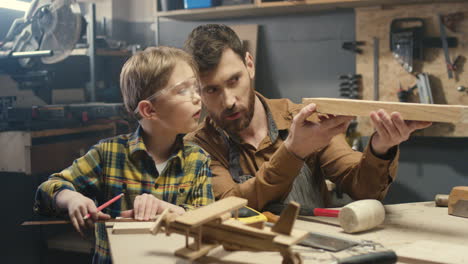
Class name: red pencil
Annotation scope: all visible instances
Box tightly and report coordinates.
[83,193,124,220]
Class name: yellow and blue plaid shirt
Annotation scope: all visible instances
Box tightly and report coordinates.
[34,126,214,263]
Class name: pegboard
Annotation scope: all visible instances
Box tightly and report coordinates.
[355,2,468,137]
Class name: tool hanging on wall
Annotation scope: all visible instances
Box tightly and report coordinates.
[338,74,362,150]
[397,82,417,103]
[397,73,433,104]
[415,73,433,104]
[390,18,458,73]
[373,37,379,100]
[441,12,464,32]
[338,74,361,99]
[438,14,454,79]
[342,41,365,54]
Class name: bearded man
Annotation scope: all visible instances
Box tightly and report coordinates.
[184,24,431,212]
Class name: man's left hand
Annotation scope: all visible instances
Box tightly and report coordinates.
[370,109,432,156]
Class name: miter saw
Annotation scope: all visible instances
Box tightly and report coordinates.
[0,0,84,103]
[0,1,128,131]
[0,0,83,67]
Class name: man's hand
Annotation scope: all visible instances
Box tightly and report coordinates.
[121,193,185,221]
[284,103,354,159]
[370,109,432,156]
[55,190,110,235]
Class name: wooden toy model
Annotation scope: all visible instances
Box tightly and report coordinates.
[149,197,308,264]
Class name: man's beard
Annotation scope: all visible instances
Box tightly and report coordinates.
[210,87,255,135]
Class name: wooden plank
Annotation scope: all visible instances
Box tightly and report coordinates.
[174,196,247,228]
[112,222,154,234]
[302,98,468,123]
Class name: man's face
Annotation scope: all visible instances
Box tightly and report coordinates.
[199,48,256,134]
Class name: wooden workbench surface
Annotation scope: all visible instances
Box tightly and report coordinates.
[107,202,468,263]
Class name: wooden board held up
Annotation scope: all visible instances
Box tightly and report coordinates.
[303,98,468,123]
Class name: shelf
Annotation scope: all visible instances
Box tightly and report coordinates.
[70,48,131,57]
[155,0,465,20]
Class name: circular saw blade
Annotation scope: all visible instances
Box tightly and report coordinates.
[38,0,82,64]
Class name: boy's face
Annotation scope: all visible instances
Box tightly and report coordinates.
[199,48,256,134]
[153,61,202,134]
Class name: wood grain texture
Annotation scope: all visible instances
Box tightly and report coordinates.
[355,2,468,136]
[303,98,468,123]
[112,222,154,234]
[106,202,468,263]
[395,240,468,264]
[448,186,468,217]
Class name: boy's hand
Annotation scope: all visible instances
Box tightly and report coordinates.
[285,103,354,159]
[124,193,185,221]
[55,190,110,235]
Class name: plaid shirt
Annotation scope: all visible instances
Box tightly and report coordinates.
[34,126,214,263]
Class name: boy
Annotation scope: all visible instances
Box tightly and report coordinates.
[34,46,214,263]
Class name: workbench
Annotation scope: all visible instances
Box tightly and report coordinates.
[106,201,468,263]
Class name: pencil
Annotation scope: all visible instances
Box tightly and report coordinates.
[83,193,124,220]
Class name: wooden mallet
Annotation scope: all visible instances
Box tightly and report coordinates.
[314,199,385,233]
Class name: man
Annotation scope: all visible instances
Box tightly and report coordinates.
[184,24,431,212]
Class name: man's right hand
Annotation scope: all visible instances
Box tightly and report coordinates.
[284,103,354,159]
[55,189,110,235]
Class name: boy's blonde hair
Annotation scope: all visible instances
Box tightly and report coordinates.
[120,46,198,118]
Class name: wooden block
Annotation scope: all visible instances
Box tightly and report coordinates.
[271,201,300,235]
[448,186,468,218]
[174,242,219,260]
[112,222,154,234]
[174,197,247,228]
[395,240,468,264]
[302,98,468,123]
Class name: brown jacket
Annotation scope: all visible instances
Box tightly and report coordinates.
[185,93,399,210]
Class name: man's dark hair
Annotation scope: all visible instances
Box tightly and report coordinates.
[185,24,246,74]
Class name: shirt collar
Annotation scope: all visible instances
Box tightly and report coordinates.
[129,125,147,156]
[257,92,279,143]
[129,125,185,164]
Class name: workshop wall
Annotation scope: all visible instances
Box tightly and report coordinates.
[156,11,356,103]
[385,137,468,204]
[355,3,468,137]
